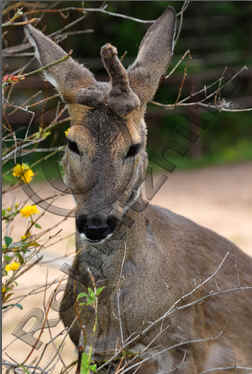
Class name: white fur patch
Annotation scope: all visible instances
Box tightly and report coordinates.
[79,232,113,244]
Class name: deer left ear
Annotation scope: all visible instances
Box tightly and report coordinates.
[25,23,96,102]
[128,7,176,106]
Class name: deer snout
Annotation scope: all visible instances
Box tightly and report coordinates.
[76,214,118,242]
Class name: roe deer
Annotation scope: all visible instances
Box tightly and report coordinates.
[25,7,252,374]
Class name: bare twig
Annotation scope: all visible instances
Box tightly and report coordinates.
[83,6,154,24]
[153,65,252,112]
[201,366,252,374]
[2,18,39,27]
[165,49,191,81]
[97,252,251,372]
[2,360,49,374]
[22,51,73,79]
[117,243,128,346]
[174,0,191,47]
[121,333,223,374]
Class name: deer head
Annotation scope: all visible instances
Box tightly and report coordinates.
[25,8,176,244]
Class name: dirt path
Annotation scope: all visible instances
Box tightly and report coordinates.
[3,162,252,373]
[152,162,252,254]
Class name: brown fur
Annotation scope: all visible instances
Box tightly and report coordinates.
[25,7,252,374]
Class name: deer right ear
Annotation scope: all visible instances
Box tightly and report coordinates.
[25,23,96,102]
[128,7,176,106]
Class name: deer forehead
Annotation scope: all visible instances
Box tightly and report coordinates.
[68,105,143,151]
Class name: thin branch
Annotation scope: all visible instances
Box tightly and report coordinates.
[83,7,154,24]
[97,252,247,372]
[22,50,72,79]
[152,100,252,112]
[2,18,39,27]
[153,65,252,112]
[22,4,154,24]
[177,285,252,313]
[174,0,191,47]
[55,29,93,43]
[165,49,191,81]
[2,135,48,162]
[2,360,49,374]
[201,366,252,374]
[142,252,230,334]
[20,146,65,155]
[50,14,88,38]
[120,332,223,374]
[8,90,43,117]
[117,243,128,346]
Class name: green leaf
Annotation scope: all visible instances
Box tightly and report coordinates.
[20,364,29,374]
[77,292,88,300]
[17,252,24,264]
[35,223,42,229]
[4,255,12,262]
[15,303,23,310]
[90,364,97,372]
[4,236,13,247]
[95,287,104,296]
[85,299,95,306]
[2,209,6,217]
[88,288,95,297]
[80,352,96,374]
[2,302,23,310]
[80,352,89,374]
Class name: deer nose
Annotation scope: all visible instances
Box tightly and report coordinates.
[76,214,118,242]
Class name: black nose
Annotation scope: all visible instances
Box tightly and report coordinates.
[76,214,118,241]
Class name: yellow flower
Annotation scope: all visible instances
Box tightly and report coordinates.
[10,262,20,271]
[12,163,34,184]
[12,163,23,177]
[2,286,6,293]
[5,262,20,272]
[20,205,39,218]
[64,128,70,137]
[5,264,12,272]
[21,232,31,241]
[22,169,34,183]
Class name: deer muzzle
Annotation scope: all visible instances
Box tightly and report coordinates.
[76,214,118,242]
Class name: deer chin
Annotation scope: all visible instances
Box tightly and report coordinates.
[79,232,113,244]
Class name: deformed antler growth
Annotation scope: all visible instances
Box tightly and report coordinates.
[101,43,140,117]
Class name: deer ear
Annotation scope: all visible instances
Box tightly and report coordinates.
[128,7,176,106]
[25,23,96,102]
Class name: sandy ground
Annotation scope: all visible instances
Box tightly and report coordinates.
[2,162,252,373]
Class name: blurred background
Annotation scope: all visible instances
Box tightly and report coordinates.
[3,1,252,179]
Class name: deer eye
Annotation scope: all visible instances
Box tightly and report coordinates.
[125,143,142,158]
[67,139,81,155]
